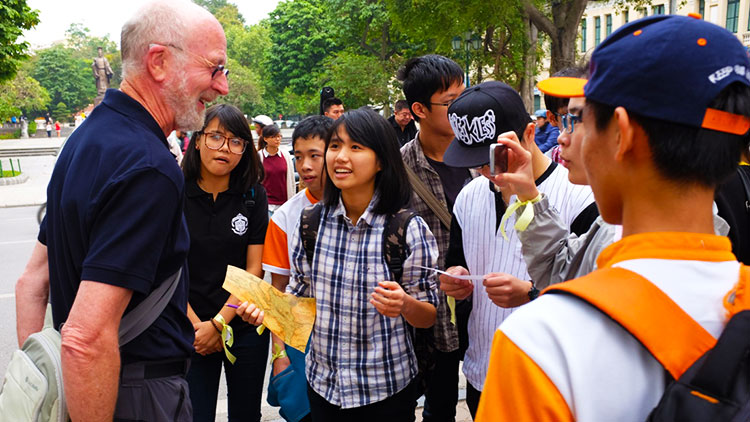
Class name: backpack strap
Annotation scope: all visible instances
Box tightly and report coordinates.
[736,165,750,214]
[383,209,417,284]
[243,186,256,210]
[545,267,717,380]
[300,203,324,269]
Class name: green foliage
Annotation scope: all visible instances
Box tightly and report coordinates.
[318,51,396,109]
[219,57,265,114]
[32,46,97,114]
[384,0,530,87]
[267,0,337,96]
[0,0,40,83]
[0,68,50,122]
[29,120,36,133]
[52,102,70,121]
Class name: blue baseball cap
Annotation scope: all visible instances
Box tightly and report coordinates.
[583,14,750,135]
[534,109,547,118]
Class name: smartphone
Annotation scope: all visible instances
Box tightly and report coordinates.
[489,143,508,176]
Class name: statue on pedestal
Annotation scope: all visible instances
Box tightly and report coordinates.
[92,47,114,97]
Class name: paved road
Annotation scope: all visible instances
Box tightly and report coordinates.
[0,206,41,382]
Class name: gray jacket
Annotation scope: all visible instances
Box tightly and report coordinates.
[516,195,730,290]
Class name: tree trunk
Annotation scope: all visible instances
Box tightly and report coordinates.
[523,0,589,74]
[519,18,537,112]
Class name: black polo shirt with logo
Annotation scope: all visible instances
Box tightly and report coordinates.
[39,89,194,364]
[183,181,268,330]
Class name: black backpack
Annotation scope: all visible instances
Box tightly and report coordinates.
[546,266,750,422]
[299,203,436,395]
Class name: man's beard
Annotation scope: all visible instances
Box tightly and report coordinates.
[164,73,206,132]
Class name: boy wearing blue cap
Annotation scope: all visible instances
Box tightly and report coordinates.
[476,15,750,421]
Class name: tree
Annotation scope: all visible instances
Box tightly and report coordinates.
[32,46,96,113]
[0,69,50,122]
[0,0,40,82]
[318,51,395,110]
[385,0,533,89]
[267,0,337,97]
[52,102,70,121]
[523,0,649,73]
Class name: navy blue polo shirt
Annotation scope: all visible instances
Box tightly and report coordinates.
[39,89,194,364]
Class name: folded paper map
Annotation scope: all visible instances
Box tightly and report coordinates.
[222,265,315,352]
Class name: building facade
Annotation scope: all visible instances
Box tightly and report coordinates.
[581,0,750,56]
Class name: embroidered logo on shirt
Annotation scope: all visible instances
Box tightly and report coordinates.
[231,213,248,235]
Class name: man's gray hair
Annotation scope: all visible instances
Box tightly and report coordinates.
[121,0,210,80]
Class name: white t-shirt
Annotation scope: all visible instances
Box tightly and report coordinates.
[454,162,595,390]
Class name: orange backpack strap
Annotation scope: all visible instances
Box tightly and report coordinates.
[544,267,717,380]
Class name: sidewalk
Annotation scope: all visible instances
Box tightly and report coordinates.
[0,137,61,207]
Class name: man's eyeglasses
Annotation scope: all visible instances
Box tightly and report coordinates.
[202,132,247,154]
[560,112,583,134]
[151,43,229,79]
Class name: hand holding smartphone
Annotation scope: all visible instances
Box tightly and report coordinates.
[489,143,508,176]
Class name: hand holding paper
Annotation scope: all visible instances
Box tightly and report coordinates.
[222,265,315,353]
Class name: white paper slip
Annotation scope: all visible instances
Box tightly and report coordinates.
[415,265,486,281]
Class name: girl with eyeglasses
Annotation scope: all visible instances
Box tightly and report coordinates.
[258,124,295,216]
[182,104,269,421]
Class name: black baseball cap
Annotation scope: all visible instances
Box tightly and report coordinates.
[444,81,532,168]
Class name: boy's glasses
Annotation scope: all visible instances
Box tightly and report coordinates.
[561,112,583,134]
[202,132,247,154]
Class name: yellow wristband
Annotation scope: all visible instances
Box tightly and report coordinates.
[499,193,542,241]
[213,314,237,364]
[271,344,288,364]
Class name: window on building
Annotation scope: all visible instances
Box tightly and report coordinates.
[640,7,648,17]
[595,16,601,46]
[652,4,665,14]
[625,10,629,23]
[581,19,587,52]
[699,0,705,17]
[606,14,613,36]
[727,0,739,33]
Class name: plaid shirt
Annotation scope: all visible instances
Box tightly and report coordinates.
[287,196,439,408]
[401,134,476,352]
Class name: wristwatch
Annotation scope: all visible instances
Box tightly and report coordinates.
[528,282,540,301]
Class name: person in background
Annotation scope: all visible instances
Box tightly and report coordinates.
[167,130,184,164]
[543,67,587,164]
[533,109,559,153]
[253,114,274,142]
[54,121,61,137]
[322,97,344,120]
[46,121,52,137]
[14,0,231,419]
[258,124,295,215]
[388,99,418,147]
[183,104,270,422]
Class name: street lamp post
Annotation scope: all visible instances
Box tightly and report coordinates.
[452,32,482,87]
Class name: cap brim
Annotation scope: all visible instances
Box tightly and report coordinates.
[537,77,587,98]
[443,138,491,168]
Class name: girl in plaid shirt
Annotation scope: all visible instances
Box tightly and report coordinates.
[287,108,440,420]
